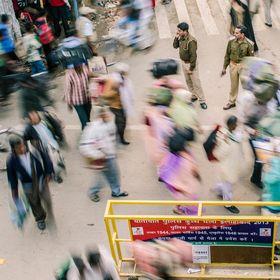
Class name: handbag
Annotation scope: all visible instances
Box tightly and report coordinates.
[89,56,108,75]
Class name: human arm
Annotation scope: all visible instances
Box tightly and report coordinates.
[173,36,180,49]
[222,41,231,74]
[6,156,19,201]
[40,149,54,179]
[188,40,197,71]
[247,42,254,56]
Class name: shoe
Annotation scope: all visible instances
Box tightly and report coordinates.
[54,175,63,184]
[224,206,240,214]
[191,96,198,102]
[265,23,272,27]
[121,140,130,145]
[250,178,264,189]
[37,220,46,230]
[90,194,100,202]
[200,102,207,110]
[112,191,129,197]
[223,103,236,110]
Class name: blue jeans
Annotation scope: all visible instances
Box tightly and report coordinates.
[31,60,47,75]
[88,158,121,196]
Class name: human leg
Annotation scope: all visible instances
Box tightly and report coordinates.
[229,63,240,104]
[51,6,62,37]
[263,0,273,26]
[74,104,90,130]
[110,108,128,143]
[59,5,70,37]
[190,65,206,103]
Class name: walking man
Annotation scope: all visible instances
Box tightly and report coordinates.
[263,0,273,27]
[49,0,71,38]
[221,25,254,110]
[173,22,207,110]
[79,107,128,202]
[7,135,54,230]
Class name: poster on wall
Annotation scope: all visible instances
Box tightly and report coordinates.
[130,220,274,247]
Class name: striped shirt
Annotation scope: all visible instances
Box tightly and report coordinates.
[64,65,91,106]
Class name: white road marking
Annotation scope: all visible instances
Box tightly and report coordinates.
[65,124,215,131]
[155,4,172,39]
[173,0,195,36]
[271,9,280,29]
[196,0,219,35]
[217,0,230,22]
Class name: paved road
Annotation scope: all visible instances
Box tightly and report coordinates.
[0,1,280,279]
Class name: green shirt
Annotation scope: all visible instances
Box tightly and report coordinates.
[223,38,254,70]
[173,34,197,71]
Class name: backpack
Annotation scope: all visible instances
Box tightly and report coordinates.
[35,17,54,45]
[203,125,220,161]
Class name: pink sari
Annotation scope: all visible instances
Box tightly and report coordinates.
[159,151,201,215]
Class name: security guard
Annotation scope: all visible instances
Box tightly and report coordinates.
[221,25,254,110]
[173,22,207,110]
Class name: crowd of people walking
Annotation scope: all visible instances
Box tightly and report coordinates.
[0,0,279,279]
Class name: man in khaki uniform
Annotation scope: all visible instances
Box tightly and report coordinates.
[221,25,254,110]
[173,22,207,110]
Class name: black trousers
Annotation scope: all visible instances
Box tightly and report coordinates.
[74,102,92,130]
[110,107,127,141]
[24,181,54,222]
[42,43,54,71]
[248,137,263,185]
[50,5,70,38]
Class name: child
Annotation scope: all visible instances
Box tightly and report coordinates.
[23,22,47,75]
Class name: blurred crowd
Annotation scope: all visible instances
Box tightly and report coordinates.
[0,0,280,279]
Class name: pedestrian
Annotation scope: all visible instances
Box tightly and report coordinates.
[34,14,55,71]
[85,245,120,279]
[6,135,54,230]
[24,110,65,184]
[173,22,207,110]
[0,14,18,61]
[22,22,47,75]
[229,0,258,51]
[17,73,54,117]
[111,63,134,129]
[213,116,244,214]
[64,63,92,130]
[49,0,71,38]
[263,0,273,27]
[76,7,97,52]
[102,74,130,145]
[79,107,128,202]
[221,25,254,110]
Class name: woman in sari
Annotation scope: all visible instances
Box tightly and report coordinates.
[230,0,258,51]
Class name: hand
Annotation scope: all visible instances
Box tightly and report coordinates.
[221,69,226,76]
[46,175,51,183]
[175,31,180,39]
[187,70,193,75]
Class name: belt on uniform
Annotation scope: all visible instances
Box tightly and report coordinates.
[230,61,241,65]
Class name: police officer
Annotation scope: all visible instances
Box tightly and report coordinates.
[221,25,254,110]
[173,22,207,110]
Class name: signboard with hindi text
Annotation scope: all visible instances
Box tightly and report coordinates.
[130,220,275,264]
